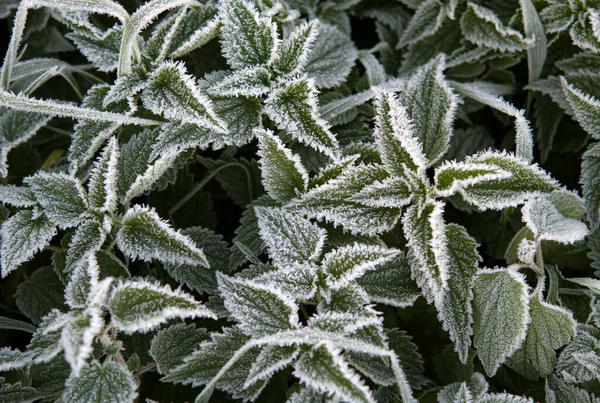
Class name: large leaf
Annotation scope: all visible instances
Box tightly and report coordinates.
[15,267,66,325]
[150,323,208,375]
[61,361,138,403]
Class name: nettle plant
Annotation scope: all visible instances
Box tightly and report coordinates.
[0,0,600,402]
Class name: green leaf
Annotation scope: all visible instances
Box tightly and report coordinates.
[61,308,104,376]
[304,24,358,89]
[521,196,588,244]
[0,348,35,373]
[108,278,216,333]
[207,66,272,98]
[217,273,299,336]
[256,129,309,203]
[219,0,278,69]
[141,61,225,131]
[399,0,446,48]
[0,109,50,178]
[520,0,547,84]
[460,2,531,52]
[438,224,481,364]
[387,330,428,390]
[322,243,400,290]
[253,263,318,302]
[198,156,263,207]
[581,143,600,229]
[15,267,66,325]
[150,323,208,375]
[65,220,107,274]
[87,137,119,213]
[1,210,56,278]
[163,226,230,295]
[245,345,299,388]
[293,342,374,403]
[472,268,530,376]
[373,91,427,178]
[62,360,138,403]
[264,77,338,158]
[273,20,320,75]
[458,151,558,210]
[539,2,575,33]
[0,378,41,403]
[357,254,420,308]
[117,205,209,268]
[556,324,600,383]
[103,65,148,107]
[0,316,36,333]
[400,54,457,166]
[116,128,158,200]
[509,291,575,378]
[287,164,402,235]
[561,76,600,140]
[434,160,511,198]
[0,184,36,208]
[67,26,122,73]
[26,172,88,229]
[545,374,592,403]
[254,206,326,268]
[402,200,448,305]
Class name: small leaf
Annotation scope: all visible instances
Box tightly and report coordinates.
[124,152,180,202]
[61,308,104,376]
[117,128,158,199]
[273,20,319,75]
[108,278,216,333]
[293,342,375,403]
[256,129,309,203]
[472,268,530,376]
[254,206,326,268]
[435,161,511,198]
[116,205,209,268]
[581,143,600,230]
[207,66,272,98]
[1,211,56,278]
[87,137,119,213]
[460,2,531,52]
[150,323,208,375]
[65,220,107,275]
[26,172,88,228]
[399,0,446,48]
[264,77,338,158]
[245,345,299,387]
[219,0,278,69]
[561,76,600,140]
[521,196,588,244]
[217,273,299,336]
[62,360,138,403]
[556,324,600,383]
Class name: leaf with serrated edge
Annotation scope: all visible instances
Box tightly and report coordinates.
[207,66,272,98]
[61,308,104,376]
[117,205,209,268]
[1,210,56,278]
[435,161,511,198]
[0,185,36,207]
[217,273,299,336]
[256,129,309,203]
[65,219,107,275]
[108,278,216,333]
[521,196,588,244]
[62,360,138,403]
[87,137,119,213]
[254,206,326,268]
[561,76,600,140]
[65,254,101,309]
[293,342,375,403]
[273,20,320,75]
[245,345,299,388]
[399,0,446,48]
[124,152,179,202]
[253,263,318,302]
[473,267,530,376]
[150,323,208,375]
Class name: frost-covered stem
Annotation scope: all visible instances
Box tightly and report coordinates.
[0,90,163,126]
[44,245,64,253]
[46,126,73,137]
[134,362,157,376]
[534,240,544,277]
[0,0,29,89]
[546,265,559,304]
[118,0,197,76]
[168,162,253,217]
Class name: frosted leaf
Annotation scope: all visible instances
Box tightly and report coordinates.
[539,2,575,33]
[400,54,457,167]
[398,0,446,48]
[472,268,530,376]
[480,393,535,403]
[0,378,40,402]
[522,196,588,244]
[150,323,208,375]
[65,220,106,277]
[561,76,600,140]
[256,129,309,203]
[309,154,358,189]
[62,360,138,403]
[357,254,420,308]
[304,24,358,89]
[287,164,402,235]
[0,347,36,372]
[217,272,299,336]
[460,2,531,52]
[581,142,600,230]
[124,151,179,202]
[373,91,427,178]
[565,277,600,293]
[520,0,548,84]
[0,109,51,178]
[516,238,536,265]
[254,206,326,268]
[253,263,318,302]
[117,205,209,268]
[1,210,57,278]
[436,224,481,364]
[14,267,66,325]
[293,342,375,403]
[570,16,600,54]
[207,66,272,98]
[107,278,216,333]
[264,77,339,158]
[545,374,593,403]
[67,26,122,73]
[511,291,575,377]
[245,345,299,387]
[434,161,511,198]
[458,151,558,210]
[0,185,36,207]
[87,137,119,213]
[103,65,148,107]
[219,0,278,69]
[402,200,449,306]
[208,96,262,148]
[61,308,104,376]
[322,243,401,290]
[141,61,226,131]
[25,311,66,365]
[556,324,600,383]
[307,311,380,335]
[348,177,413,209]
[117,128,158,200]
[26,172,88,228]
[437,382,473,403]
[273,20,319,75]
